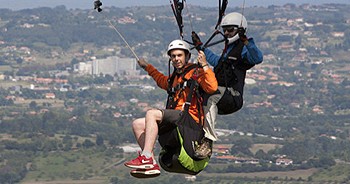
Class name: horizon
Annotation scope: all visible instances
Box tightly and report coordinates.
[0,0,349,10]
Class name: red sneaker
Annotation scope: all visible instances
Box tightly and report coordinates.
[124,153,154,169]
[130,164,161,178]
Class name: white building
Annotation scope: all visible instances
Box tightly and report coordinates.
[74,56,139,76]
[74,62,93,75]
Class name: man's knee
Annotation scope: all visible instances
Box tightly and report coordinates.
[132,118,145,131]
[145,109,163,120]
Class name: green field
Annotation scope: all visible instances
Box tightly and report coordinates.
[22,150,124,184]
[250,143,282,154]
[0,65,12,72]
[310,163,350,182]
[18,143,350,183]
[0,80,30,89]
[20,147,350,184]
[13,98,65,108]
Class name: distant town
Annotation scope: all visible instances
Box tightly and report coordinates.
[0,3,349,183]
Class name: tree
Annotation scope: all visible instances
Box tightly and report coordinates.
[255,149,269,160]
[231,138,253,156]
[16,57,23,65]
[96,134,104,146]
[29,101,38,109]
[70,58,80,65]
[82,139,95,148]
[0,97,14,106]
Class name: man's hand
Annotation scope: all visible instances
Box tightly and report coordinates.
[137,58,149,69]
[197,51,208,68]
[192,31,203,51]
[238,27,248,43]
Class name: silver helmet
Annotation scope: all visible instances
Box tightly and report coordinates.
[221,12,248,44]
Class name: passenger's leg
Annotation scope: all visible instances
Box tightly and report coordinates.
[203,86,226,141]
[195,86,226,159]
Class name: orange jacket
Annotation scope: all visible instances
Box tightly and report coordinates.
[145,63,218,124]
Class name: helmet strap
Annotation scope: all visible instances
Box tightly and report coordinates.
[186,52,191,62]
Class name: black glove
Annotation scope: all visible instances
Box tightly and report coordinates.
[191,31,203,51]
[238,27,248,43]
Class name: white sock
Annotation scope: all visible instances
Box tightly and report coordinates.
[142,151,152,158]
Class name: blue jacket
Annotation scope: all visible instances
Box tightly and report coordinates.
[203,38,263,67]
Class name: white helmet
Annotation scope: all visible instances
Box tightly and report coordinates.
[167,39,190,56]
[221,12,248,44]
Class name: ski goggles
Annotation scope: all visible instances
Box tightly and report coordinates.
[222,26,239,33]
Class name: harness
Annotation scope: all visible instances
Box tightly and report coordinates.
[215,41,244,87]
[166,64,203,123]
[214,40,254,115]
[158,64,209,175]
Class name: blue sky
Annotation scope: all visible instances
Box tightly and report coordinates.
[0,0,349,10]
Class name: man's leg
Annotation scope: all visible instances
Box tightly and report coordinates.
[143,109,163,154]
[132,118,146,150]
[128,112,162,178]
[203,86,226,141]
[125,109,163,170]
[195,86,226,159]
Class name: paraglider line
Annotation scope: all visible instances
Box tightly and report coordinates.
[240,0,246,27]
[107,20,140,61]
[93,0,139,60]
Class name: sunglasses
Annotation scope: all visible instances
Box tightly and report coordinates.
[222,26,238,33]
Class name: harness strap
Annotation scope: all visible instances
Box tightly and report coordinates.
[170,0,184,38]
[167,65,198,93]
[166,64,198,109]
[201,0,228,49]
[181,78,203,125]
[215,0,228,29]
[203,30,227,49]
[166,64,203,124]
[222,39,230,88]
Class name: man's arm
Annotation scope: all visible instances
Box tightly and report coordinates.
[198,68,218,95]
[195,51,218,94]
[203,48,221,67]
[242,38,263,65]
[141,61,168,91]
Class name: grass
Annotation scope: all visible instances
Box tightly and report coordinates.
[19,142,350,183]
[22,151,179,184]
[202,168,318,180]
[0,80,30,89]
[14,99,65,108]
[22,150,123,183]
[22,179,109,184]
[21,150,350,184]
[0,133,15,141]
[0,65,12,72]
[310,164,350,182]
[250,143,282,154]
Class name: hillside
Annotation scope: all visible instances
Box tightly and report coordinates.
[0,3,349,183]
